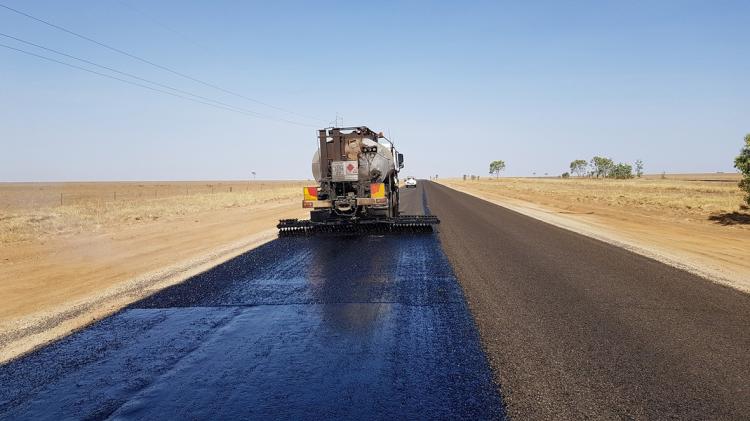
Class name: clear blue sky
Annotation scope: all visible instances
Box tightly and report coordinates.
[1,0,748,181]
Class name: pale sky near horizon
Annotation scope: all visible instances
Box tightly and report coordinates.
[1,0,748,181]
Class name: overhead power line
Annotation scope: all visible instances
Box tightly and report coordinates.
[0,42,317,127]
[0,2,326,123]
[0,32,314,126]
[116,0,211,53]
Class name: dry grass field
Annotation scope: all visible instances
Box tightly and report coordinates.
[445,173,746,223]
[440,173,750,291]
[0,181,308,361]
[0,181,307,243]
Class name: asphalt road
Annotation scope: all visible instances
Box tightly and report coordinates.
[424,181,750,419]
[0,185,504,420]
[3,181,748,420]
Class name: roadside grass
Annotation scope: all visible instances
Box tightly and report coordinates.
[443,175,746,222]
[0,181,307,243]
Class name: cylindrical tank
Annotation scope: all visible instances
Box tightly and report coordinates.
[312,138,395,183]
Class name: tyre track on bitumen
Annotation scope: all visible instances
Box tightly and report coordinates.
[0,184,505,420]
[425,181,750,419]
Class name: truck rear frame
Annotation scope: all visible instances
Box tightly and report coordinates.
[278,126,439,235]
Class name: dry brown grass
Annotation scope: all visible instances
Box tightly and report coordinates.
[0,181,308,243]
[444,174,746,224]
[641,172,741,181]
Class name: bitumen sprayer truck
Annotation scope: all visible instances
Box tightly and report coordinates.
[278,126,439,235]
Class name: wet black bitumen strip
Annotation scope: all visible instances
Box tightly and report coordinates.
[0,185,505,420]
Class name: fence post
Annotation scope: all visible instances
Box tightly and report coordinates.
[114,192,116,201]
[60,192,63,206]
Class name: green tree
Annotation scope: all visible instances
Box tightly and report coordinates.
[635,160,644,178]
[561,172,570,178]
[569,159,588,177]
[735,134,750,205]
[609,163,634,179]
[590,156,614,178]
[489,160,506,179]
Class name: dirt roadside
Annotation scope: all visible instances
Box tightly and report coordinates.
[0,201,306,362]
[438,180,750,293]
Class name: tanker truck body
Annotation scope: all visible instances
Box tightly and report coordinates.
[309,126,401,220]
[278,126,439,235]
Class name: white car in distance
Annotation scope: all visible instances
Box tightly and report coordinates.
[405,177,417,188]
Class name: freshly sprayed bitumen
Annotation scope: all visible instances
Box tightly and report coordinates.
[0,186,505,420]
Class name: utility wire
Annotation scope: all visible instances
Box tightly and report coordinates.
[116,0,211,52]
[0,32,314,126]
[0,2,327,123]
[0,42,317,127]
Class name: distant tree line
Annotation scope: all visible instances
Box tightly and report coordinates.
[455,160,503,182]
[567,157,643,179]
[464,133,750,209]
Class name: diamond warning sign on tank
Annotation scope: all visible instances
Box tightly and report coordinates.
[332,160,359,181]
